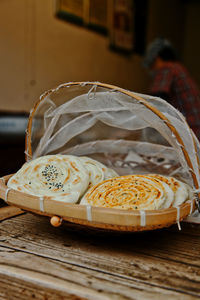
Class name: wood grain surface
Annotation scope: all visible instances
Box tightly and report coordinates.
[0,213,199,299]
[0,205,24,222]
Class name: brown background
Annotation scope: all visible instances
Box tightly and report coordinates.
[0,0,199,112]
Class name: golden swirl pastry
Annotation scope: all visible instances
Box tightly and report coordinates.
[7,155,90,203]
[80,175,173,210]
[134,175,174,209]
[147,174,190,207]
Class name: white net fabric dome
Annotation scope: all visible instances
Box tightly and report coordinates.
[26,82,200,193]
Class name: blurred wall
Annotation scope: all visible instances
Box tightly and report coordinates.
[147,0,185,56]
[0,0,148,112]
[147,0,200,87]
[0,0,199,112]
[182,0,200,86]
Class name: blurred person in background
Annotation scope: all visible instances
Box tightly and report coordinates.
[143,38,200,140]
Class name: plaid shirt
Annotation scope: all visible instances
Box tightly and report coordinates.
[150,62,200,139]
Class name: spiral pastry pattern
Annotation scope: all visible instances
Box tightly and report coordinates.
[7,155,90,203]
[7,155,118,203]
[80,175,172,210]
[134,175,175,209]
[147,174,190,207]
[79,157,118,187]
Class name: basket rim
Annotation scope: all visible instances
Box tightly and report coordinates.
[0,174,196,232]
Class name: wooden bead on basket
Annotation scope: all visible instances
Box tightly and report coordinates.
[50,216,62,227]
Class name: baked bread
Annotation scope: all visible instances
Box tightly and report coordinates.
[7,155,90,202]
[79,156,118,187]
[80,175,174,210]
[80,174,192,210]
[7,154,118,203]
[135,175,174,209]
[147,174,190,206]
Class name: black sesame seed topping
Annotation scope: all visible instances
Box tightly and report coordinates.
[42,165,59,181]
[41,165,64,190]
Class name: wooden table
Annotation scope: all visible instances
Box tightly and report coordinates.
[0,212,199,300]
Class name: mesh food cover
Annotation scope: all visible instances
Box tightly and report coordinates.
[26,82,200,195]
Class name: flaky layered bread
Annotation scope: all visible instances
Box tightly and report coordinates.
[7,155,90,202]
[7,154,192,209]
[7,155,118,203]
[147,174,190,207]
[80,175,172,210]
[134,175,174,209]
[104,167,119,180]
[79,157,118,187]
[80,174,193,210]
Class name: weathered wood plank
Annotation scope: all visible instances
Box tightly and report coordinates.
[0,205,24,221]
[0,213,199,299]
[0,272,86,300]
[0,247,197,300]
[1,213,199,269]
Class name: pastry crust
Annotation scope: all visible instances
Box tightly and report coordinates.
[80,173,193,210]
[147,174,190,207]
[79,157,118,187]
[7,155,90,203]
[80,175,172,210]
[7,155,118,203]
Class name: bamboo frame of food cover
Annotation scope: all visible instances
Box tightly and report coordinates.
[0,82,199,231]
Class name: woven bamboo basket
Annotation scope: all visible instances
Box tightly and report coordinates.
[0,82,199,231]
